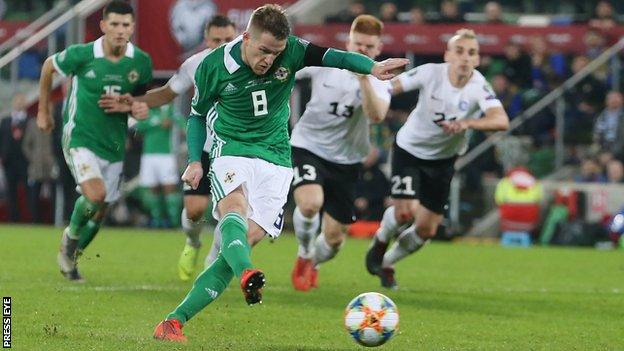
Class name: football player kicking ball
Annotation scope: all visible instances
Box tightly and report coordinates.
[100,15,237,281]
[152,4,408,342]
[289,15,392,291]
[37,1,152,282]
[365,29,510,289]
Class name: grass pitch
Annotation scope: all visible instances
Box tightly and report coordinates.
[0,224,622,350]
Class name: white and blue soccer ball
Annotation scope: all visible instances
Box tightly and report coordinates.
[344,292,399,347]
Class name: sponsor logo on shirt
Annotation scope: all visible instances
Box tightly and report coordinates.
[245,78,271,89]
[85,70,96,79]
[104,74,123,83]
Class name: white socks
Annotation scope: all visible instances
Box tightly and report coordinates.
[375,206,410,243]
[314,232,342,264]
[204,226,222,268]
[182,208,203,248]
[382,225,427,268]
[293,206,320,259]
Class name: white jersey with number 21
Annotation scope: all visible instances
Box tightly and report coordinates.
[396,63,502,160]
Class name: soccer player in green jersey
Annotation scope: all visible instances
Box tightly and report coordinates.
[99,15,237,282]
[135,103,183,228]
[37,1,152,282]
[153,4,408,341]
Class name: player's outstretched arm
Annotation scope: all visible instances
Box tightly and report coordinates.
[303,43,408,80]
[37,57,56,134]
[441,106,510,134]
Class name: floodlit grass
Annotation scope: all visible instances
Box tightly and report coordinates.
[0,224,622,350]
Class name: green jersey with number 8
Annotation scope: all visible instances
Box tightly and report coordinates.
[191,35,308,168]
[53,37,153,162]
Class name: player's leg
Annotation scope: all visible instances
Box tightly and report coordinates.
[155,212,269,341]
[139,154,163,227]
[382,205,440,270]
[161,154,182,228]
[74,157,123,257]
[178,151,212,281]
[58,148,107,281]
[310,212,348,287]
[366,143,418,276]
[291,184,322,291]
[378,155,455,289]
[290,147,324,291]
[310,161,360,288]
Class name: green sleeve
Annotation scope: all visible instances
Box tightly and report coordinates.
[190,58,218,117]
[187,115,207,163]
[187,57,217,162]
[52,44,86,77]
[321,48,374,75]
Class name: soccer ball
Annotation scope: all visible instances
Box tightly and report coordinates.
[344,292,399,347]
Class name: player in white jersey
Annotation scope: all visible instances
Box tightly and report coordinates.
[99,15,236,281]
[365,29,510,289]
[289,15,392,291]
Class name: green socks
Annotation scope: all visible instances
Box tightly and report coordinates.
[166,212,253,325]
[68,196,102,239]
[143,190,163,225]
[166,254,234,324]
[218,213,252,278]
[77,219,102,251]
[165,193,182,227]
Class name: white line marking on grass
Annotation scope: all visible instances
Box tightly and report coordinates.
[58,285,188,292]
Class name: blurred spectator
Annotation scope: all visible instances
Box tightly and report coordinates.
[484,1,504,24]
[574,157,606,182]
[606,159,624,183]
[589,1,618,31]
[434,0,464,23]
[564,55,607,143]
[491,73,523,118]
[501,42,532,90]
[379,2,399,23]
[0,93,30,222]
[325,2,366,24]
[22,107,56,223]
[0,0,6,20]
[582,29,609,81]
[528,36,567,91]
[407,6,426,24]
[584,29,607,60]
[593,91,624,157]
[567,55,606,113]
[354,147,390,221]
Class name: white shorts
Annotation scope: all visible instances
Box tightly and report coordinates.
[209,156,293,239]
[139,154,179,187]
[64,147,123,203]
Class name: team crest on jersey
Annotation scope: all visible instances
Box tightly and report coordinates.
[274,66,290,82]
[459,100,468,111]
[224,171,235,184]
[128,70,139,83]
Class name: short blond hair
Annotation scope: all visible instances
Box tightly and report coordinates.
[350,15,384,36]
[448,28,478,48]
